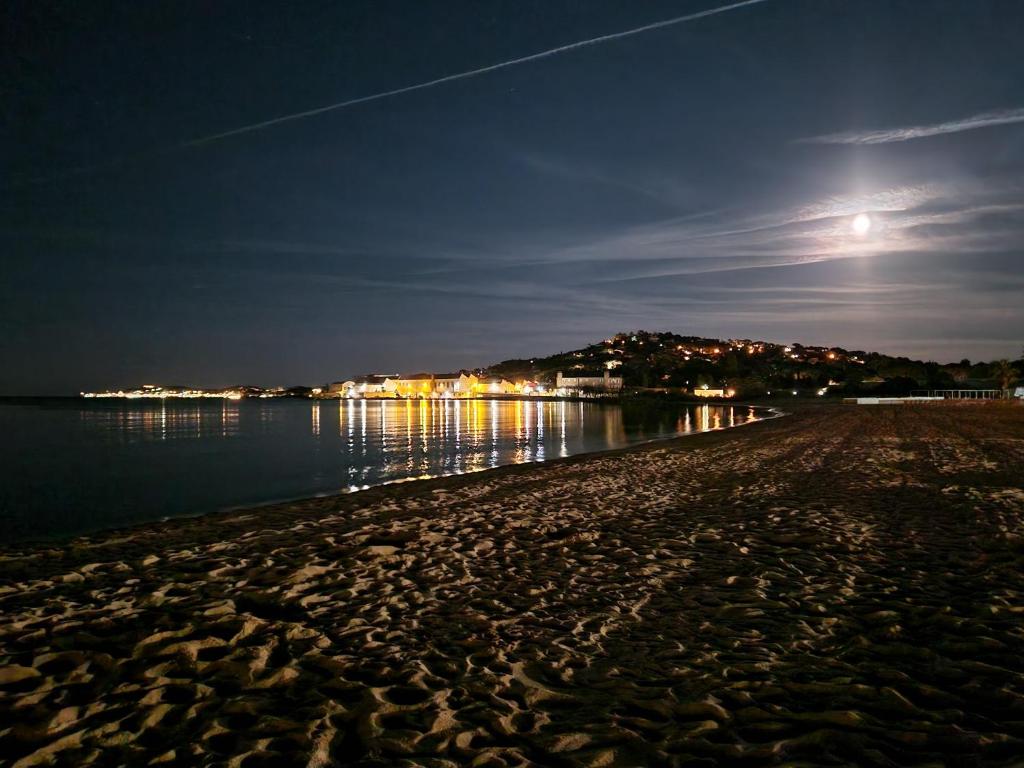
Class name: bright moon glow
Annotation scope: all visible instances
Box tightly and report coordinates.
[852,213,872,235]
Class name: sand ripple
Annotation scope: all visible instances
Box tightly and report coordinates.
[2,404,1024,766]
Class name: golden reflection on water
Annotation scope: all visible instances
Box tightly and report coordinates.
[560,401,568,458]
[76,401,762,488]
[77,400,242,442]
[326,399,620,475]
[536,400,544,462]
[38,401,768,540]
[491,400,499,467]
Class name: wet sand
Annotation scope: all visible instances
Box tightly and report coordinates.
[2,403,1024,767]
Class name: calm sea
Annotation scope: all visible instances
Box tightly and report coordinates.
[0,398,764,542]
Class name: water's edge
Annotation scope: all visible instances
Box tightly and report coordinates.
[3,404,785,549]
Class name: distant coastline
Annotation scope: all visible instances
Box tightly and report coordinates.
[67,329,1022,404]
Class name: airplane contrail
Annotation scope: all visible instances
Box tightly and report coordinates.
[9,0,768,188]
[183,0,770,147]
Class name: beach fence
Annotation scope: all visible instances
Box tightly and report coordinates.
[845,389,1015,405]
[910,389,1008,400]
[845,396,944,405]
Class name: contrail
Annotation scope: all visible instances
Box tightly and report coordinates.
[9,0,768,188]
[798,107,1024,145]
[183,0,769,147]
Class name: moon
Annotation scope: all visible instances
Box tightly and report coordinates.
[852,213,872,235]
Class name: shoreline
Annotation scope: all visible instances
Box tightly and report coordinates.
[0,403,785,552]
[2,403,1023,766]
[191,404,789,532]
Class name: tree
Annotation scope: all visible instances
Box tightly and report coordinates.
[723,353,740,376]
[991,359,1018,392]
[877,376,919,397]
[734,377,767,397]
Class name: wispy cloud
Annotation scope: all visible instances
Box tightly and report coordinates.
[519,152,700,211]
[515,185,948,276]
[193,238,361,256]
[798,107,1024,145]
[432,178,1023,290]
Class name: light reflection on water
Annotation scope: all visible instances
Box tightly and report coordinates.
[0,399,764,541]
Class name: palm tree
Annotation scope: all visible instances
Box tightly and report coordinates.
[991,359,1018,393]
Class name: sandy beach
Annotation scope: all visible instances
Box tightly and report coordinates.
[2,403,1024,767]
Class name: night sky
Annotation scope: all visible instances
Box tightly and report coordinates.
[4,0,1023,395]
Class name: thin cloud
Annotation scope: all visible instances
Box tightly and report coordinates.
[486,179,1024,285]
[519,153,701,210]
[798,107,1024,145]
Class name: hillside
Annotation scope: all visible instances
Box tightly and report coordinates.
[484,330,1022,397]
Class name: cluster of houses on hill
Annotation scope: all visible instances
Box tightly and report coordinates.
[328,370,624,399]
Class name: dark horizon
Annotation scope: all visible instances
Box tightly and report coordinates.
[1,328,1018,398]
[4,1,1024,396]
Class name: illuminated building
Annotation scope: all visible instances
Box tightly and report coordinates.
[555,370,623,393]
[692,387,726,398]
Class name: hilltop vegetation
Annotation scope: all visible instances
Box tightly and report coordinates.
[485,330,1023,397]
